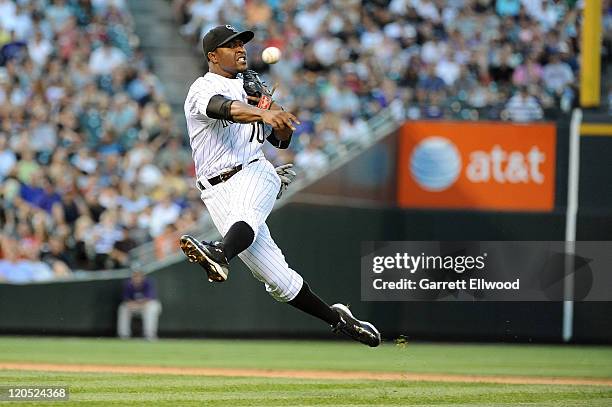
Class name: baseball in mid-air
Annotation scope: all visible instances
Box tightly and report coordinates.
[261,46,281,64]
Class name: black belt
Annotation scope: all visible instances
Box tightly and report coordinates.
[198,159,259,190]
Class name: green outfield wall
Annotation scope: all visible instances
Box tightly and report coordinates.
[1,204,610,343]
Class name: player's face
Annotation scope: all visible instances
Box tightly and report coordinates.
[212,39,248,76]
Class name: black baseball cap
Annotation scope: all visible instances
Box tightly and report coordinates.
[202,25,254,56]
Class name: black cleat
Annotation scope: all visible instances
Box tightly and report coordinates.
[331,304,381,347]
[179,235,229,282]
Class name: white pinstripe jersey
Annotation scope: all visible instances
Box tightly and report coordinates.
[184,72,271,179]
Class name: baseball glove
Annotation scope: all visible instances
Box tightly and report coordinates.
[275,163,296,199]
[242,69,273,109]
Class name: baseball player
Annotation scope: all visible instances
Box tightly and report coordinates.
[180,25,380,347]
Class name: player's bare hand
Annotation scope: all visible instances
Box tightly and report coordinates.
[261,110,300,131]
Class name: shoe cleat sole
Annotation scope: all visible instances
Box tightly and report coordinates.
[180,235,228,282]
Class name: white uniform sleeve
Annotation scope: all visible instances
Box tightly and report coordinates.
[186,78,224,121]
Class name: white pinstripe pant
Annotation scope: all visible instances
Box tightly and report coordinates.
[199,159,304,302]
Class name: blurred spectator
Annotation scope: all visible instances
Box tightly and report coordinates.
[46,0,73,33]
[16,221,42,259]
[138,154,164,189]
[149,193,181,237]
[0,31,26,65]
[110,226,137,268]
[88,38,127,76]
[0,234,53,283]
[117,268,162,340]
[118,183,149,214]
[0,1,17,30]
[72,215,94,269]
[91,210,123,269]
[542,52,574,96]
[157,137,192,170]
[40,235,73,278]
[417,65,446,93]
[295,138,329,175]
[154,223,180,260]
[0,134,16,181]
[512,54,543,87]
[339,115,369,146]
[435,51,461,86]
[246,0,271,28]
[19,175,61,214]
[504,87,544,122]
[496,0,521,17]
[15,149,40,184]
[295,2,328,39]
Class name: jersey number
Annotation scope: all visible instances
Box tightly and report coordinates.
[249,122,265,144]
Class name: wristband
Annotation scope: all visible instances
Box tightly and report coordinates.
[257,95,273,110]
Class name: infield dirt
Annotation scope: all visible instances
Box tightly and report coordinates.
[1,362,611,387]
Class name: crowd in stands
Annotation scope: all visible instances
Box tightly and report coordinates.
[0,0,609,281]
[174,0,595,166]
[0,0,200,282]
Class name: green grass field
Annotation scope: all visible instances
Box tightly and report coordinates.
[0,337,611,406]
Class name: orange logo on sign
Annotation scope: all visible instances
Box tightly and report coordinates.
[397,121,556,211]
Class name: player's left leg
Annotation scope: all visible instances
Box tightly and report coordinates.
[181,221,381,345]
[238,223,381,347]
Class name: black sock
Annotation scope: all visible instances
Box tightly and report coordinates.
[222,221,254,261]
[287,282,341,326]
